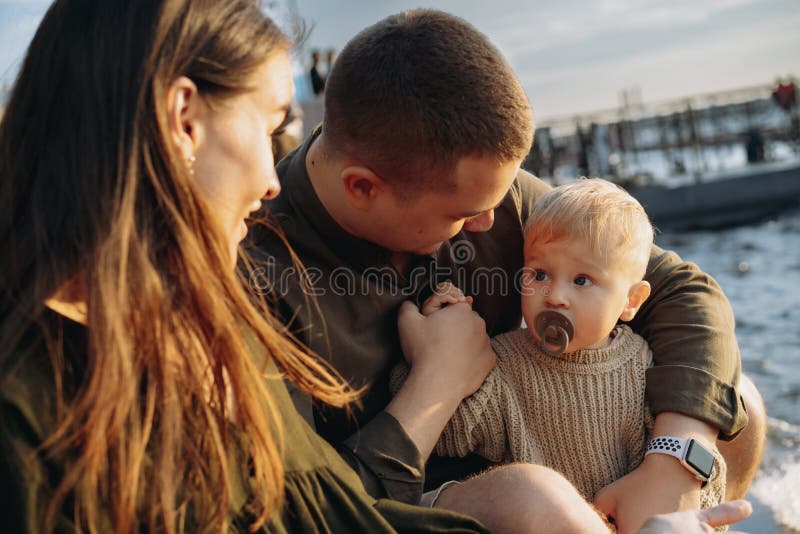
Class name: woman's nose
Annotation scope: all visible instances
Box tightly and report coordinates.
[263,167,281,200]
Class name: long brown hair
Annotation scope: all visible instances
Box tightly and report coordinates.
[0,0,354,532]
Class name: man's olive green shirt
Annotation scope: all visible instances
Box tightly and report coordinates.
[249,130,747,505]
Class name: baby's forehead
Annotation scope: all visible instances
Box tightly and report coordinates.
[524,234,629,269]
[524,233,608,255]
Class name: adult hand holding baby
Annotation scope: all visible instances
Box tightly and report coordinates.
[387,289,495,459]
[595,412,721,533]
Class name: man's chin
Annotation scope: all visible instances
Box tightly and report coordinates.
[414,242,444,256]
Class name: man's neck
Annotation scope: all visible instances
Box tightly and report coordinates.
[305,135,362,239]
[305,135,415,276]
[389,252,414,275]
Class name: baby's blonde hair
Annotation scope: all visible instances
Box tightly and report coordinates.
[524,178,654,279]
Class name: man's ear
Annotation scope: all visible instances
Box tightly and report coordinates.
[340,165,386,210]
[620,280,651,322]
[166,76,205,162]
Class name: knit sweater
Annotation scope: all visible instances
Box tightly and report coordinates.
[391,325,726,506]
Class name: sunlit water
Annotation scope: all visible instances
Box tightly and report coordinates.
[658,209,800,533]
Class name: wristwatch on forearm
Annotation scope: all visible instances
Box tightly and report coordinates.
[645,436,715,482]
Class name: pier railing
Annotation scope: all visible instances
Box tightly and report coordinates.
[527,80,799,181]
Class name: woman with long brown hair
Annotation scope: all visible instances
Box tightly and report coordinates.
[0,0,488,532]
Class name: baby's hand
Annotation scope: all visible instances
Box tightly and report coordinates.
[421,282,474,316]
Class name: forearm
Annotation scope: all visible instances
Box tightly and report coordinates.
[389,299,495,463]
[647,412,717,492]
[337,377,494,504]
[653,411,717,445]
[333,360,470,503]
[595,412,729,533]
[385,365,463,461]
[627,413,719,518]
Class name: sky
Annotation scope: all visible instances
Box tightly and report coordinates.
[1,0,799,119]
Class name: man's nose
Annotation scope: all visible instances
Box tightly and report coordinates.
[464,209,495,233]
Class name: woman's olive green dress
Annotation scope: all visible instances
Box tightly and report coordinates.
[0,310,488,533]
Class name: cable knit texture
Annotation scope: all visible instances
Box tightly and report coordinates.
[390,325,726,508]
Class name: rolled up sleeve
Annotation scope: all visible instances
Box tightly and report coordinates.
[339,411,425,504]
[645,365,747,439]
[632,246,748,439]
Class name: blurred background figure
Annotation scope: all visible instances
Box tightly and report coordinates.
[325,48,337,77]
[309,49,325,96]
[745,128,766,164]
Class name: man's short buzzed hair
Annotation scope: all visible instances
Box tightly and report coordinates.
[323,9,533,194]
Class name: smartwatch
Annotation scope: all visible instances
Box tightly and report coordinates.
[645,436,715,482]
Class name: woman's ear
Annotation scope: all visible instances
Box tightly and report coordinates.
[620,280,651,322]
[166,76,205,162]
[340,165,386,210]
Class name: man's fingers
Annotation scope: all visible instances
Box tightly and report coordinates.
[397,300,422,327]
[433,281,455,294]
[422,295,461,315]
[698,500,752,528]
[434,281,466,298]
[592,486,616,520]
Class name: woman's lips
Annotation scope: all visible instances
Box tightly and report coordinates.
[238,199,264,241]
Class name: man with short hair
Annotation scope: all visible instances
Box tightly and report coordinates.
[250,9,764,533]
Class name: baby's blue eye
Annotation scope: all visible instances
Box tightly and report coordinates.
[574,276,591,286]
[534,270,548,281]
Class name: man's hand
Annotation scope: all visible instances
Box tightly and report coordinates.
[594,412,718,534]
[387,300,495,459]
[638,500,752,534]
[594,453,703,533]
[421,281,473,316]
[397,298,494,398]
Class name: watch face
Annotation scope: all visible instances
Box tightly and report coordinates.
[685,440,715,479]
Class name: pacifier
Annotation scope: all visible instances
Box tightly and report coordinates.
[533,311,575,356]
